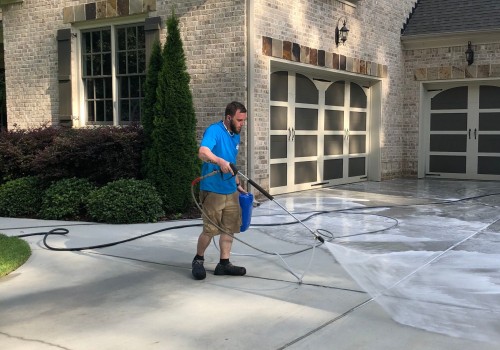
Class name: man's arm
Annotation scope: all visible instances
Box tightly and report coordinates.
[198,146,233,174]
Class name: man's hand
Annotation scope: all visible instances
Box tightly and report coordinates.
[237,183,247,194]
[219,159,233,174]
[199,146,233,174]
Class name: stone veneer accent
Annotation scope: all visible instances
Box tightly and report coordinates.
[262,36,388,78]
[63,0,156,23]
[414,64,500,81]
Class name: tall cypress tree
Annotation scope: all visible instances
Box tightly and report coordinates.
[147,10,200,213]
[141,39,162,177]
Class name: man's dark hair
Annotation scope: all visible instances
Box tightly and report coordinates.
[225,101,247,117]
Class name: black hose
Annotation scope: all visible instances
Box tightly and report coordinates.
[13,186,500,253]
[16,223,202,251]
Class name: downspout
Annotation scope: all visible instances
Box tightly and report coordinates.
[246,0,255,190]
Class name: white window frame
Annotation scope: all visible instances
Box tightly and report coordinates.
[73,15,147,127]
[338,0,358,7]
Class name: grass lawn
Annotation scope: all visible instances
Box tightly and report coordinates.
[0,233,31,277]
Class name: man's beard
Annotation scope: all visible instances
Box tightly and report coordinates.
[230,119,240,134]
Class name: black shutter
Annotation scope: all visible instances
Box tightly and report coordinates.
[144,17,161,67]
[57,29,72,127]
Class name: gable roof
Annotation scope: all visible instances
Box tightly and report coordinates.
[402,0,500,37]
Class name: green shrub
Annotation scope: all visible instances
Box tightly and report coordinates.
[0,125,144,187]
[0,177,42,217]
[143,11,199,214]
[39,178,96,220]
[31,125,144,185]
[86,179,164,224]
[0,125,60,184]
[142,39,162,169]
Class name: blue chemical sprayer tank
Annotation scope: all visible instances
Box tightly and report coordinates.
[239,192,253,232]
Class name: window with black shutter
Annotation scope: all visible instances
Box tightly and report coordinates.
[57,17,160,127]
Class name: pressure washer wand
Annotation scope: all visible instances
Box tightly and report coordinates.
[230,163,324,243]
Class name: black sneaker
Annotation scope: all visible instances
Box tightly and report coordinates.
[192,259,206,280]
[214,262,246,276]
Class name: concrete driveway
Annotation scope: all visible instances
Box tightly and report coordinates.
[1,178,499,349]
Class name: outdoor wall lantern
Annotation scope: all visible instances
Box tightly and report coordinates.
[465,41,474,65]
[335,17,349,47]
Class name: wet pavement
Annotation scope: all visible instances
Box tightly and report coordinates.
[1,178,499,349]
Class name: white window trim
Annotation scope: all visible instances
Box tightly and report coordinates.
[337,0,358,8]
[72,14,147,127]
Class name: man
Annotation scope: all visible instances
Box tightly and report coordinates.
[192,101,248,280]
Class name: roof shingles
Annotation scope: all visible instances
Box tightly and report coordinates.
[402,0,500,36]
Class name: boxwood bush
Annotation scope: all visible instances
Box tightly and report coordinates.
[0,176,43,217]
[39,178,96,220]
[86,179,164,224]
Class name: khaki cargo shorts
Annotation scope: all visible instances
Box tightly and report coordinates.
[200,190,242,237]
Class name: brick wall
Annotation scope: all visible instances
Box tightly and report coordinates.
[2,0,419,182]
[3,0,249,166]
[2,1,65,128]
[251,0,417,183]
[161,0,248,168]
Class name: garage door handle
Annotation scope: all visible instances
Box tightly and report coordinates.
[468,129,471,139]
[474,128,477,140]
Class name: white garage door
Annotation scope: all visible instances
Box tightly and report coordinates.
[269,70,369,195]
[424,82,500,179]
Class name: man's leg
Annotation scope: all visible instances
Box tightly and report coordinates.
[192,232,213,280]
[192,191,219,280]
[197,232,212,257]
[218,232,233,259]
[214,192,246,276]
[214,233,245,276]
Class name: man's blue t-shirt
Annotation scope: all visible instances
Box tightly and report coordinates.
[200,120,240,194]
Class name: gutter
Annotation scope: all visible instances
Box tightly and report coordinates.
[401,29,500,50]
[246,0,255,189]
